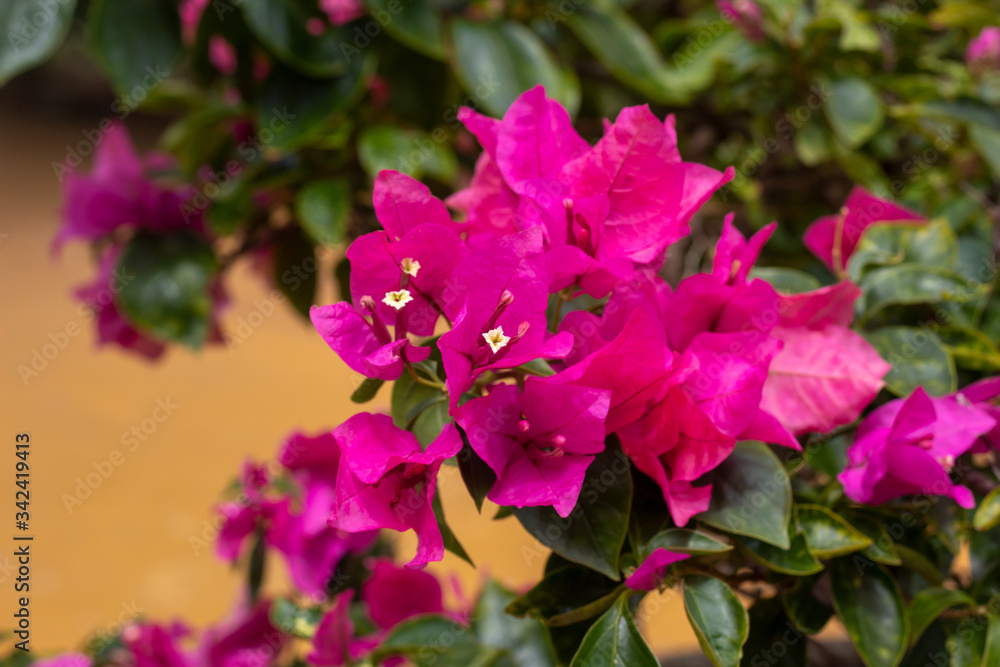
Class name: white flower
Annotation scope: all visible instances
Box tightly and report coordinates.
[482,326,511,353]
[382,289,414,310]
[400,257,421,277]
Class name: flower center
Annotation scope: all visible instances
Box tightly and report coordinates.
[400,257,421,277]
[382,289,414,310]
[482,327,511,353]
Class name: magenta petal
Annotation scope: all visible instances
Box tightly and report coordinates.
[455,384,522,475]
[308,591,357,666]
[35,654,93,667]
[362,559,444,629]
[775,281,860,328]
[490,451,595,518]
[310,303,406,380]
[374,170,453,240]
[625,549,690,591]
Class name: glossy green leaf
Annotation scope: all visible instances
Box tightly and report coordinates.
[907,587,975,648]
[645,528,733,557]
[698,442,792,549]
[740,598,808,667]
[117,230,216,349]
[514,443,632,580]
[862,326,957,397]
[456,427,496,513]
[89,0,181,95]
[0,0,77,85]
[272,227,318,319]
[858,264,989,319]
[241,0,352,76]
[936,326,1000,371]
[894,543,945,586]
[358,125,457,182]
[431,493,473,566]
[295,179,351,245]
[823,77,885,149]
[475,581,557,666]
[794,121,833,167]
[505,565,623,627]
[782,575,832,635]
[683,575,749,667]
[448,19,579,118]
[796,505,872,558]
[851,516,902,566]
[371,614,479,664]
[847,218,959,283]
[363,0,444,60]
[391,368,441,429]
[974,487,1000,532]
[830,559,907,667]
[945,617,986,665]
[983,615,1000,666]
[747,267,821,294]
[269,598,323,638]
[351,378,385,404]
[569,593,659,667]
[738,528,823,575]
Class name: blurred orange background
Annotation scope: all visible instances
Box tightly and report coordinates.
[0,103,703,658]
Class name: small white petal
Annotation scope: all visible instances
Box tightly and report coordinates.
[382,289,414,310]
[400,257,421,277]
[482,326,511,353]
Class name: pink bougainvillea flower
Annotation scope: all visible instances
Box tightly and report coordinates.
[373,170,454,241]
[197,601,286,667]
[840,387,996,508]
[455,378,609,517]
[179,0,209,43]
[438,228,574,404]
[309,590,379,666]
[123,623,193,667]
[56,122,201,250]
[320,0,366,25]
[209,36,238,75]
[310,301,431,381]
[74,245,168,361]
[625,549,690,591]
[803,186,924,274]
[331,413,463,567]
[711,215,774,286]
[967,27,1000,75]
[717,0,765,42]
[362,559,445,629]
[761,281,890,435]
[34,655,94,667]
[956,376,1000,451]
[445,150,520,245]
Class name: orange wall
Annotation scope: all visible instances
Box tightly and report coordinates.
[0,108,698,657]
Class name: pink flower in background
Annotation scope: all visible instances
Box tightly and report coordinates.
[803,186,924,275]
[179,0,209,43]
[33,655,93,667]
[197,601,287,667]
[361,559,445,628]
[717,0,765,42]
[320,0,366,26]
[455,379,610,517]
[56,123,201,251]
[957,376,1000,451]
[123,623,193,667]
[625,549,690,591]
[331,413,463,567]
[309,591,377,666]
[967,27,1000,75]
[840,387,996,508]
[209,36,238,75]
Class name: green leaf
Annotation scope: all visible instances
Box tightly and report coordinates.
[894,544,944,586]
[970,123,1000,180]
[514,442,632,580]
[907,587,975,648]
[748,267,821,294]
[505,565,623,627]
[272,227,318,319]
[448,19,579,118]
[683,575,750,667]
[737,527,823,575]
[697,442,793,549]
[391,367,441,428]
[565,2,703,105]
[740,598,807,667]
[974,487,1000,532]
[0,0,77,85]
[858,264,989,319]
[358,125,457,182]
[946,618,986,666]
[644,528,733,557]
[823,77,884,149]
[851,516,902,566]
[983,615,1000,666]
[241,0,352,76]
[456,427,495,513]
[431,493,473,567]
[570,593,659,667]
[362,0,444,60]
[847,218,959,283]
[89,0,181,96]
[830,559,908,667]
[269,598,323,638]
[117,230,216,349]
[351,378,385,404]
[412,397,449,447]
[862,326,957,397]
[248,529,266,602]
[797,504,872,559]
[793,120,833,167]
[474,581,557,666]
[782,575,833,635]
[295,179,351,245]
[371,615,478,664]
[937,326,1000,372]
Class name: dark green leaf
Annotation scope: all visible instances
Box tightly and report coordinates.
[645,528,733,557]
[830,559,907,667]
[895,544,945,586]
[569,593,659,667]
[974,487,1000,532]
[983,615,1000,666]
[862,326,957,397]
[797,504,872,559]
[683,575,749,667]
[823,77,884,149]
[782,575,833,635]
[858,264,990,319]
[456,427,495,513]
[448,19,579,117]
[851,516,902,566]
[698,442,793,549]
[89,0,180,95]
[241,0,352,76]
[936,326,1000,372]
[475,581,557,666]
[363,0,444,60]
[371,614,478,664]
[970,123,1000,179]
[358,125,457,182]
[248,530,266,602]
[351,378,385,404]
[748,267,821,294]
[505,565,623,627]
[945,617,986,665]
[737,528,823,575]
[391,368,440,428]
[0,0,77,85]
[117,230,216,349]
[740,598,808,667]
[269,598,323,638]
[514,442,632,580]
[847,218,959,283]
[295,179,351,245]
[907,587,975,648]
[412,396,449,447]
[273,227,318,319]
[431,492,472,566]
